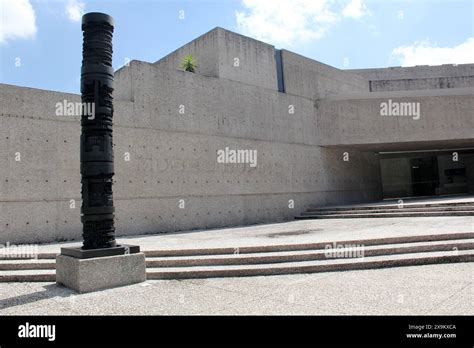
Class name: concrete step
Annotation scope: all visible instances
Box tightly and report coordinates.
[144,232,474,257]
[0,259,55,270]
[0,269,56,282]
[146,239,474,267]
[2,237,471,269]
[303,206,474,215]
[295,211,474,219]
[307,202,474,211]
[146,250,474,279]
[0,253,57,260]
[2,234,473,282]
[3,249,471,282]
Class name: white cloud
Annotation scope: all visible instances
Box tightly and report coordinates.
[236,0,370,47]
[0,0,37,44]
[66,0,85,22]
[342,0,370,19]
[391,38,474,66]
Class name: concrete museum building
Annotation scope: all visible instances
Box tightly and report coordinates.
[0,27,473,245]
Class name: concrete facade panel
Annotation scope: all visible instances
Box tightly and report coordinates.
[0,73,380,244]
[281,50,368,99]
[316,90,474,150]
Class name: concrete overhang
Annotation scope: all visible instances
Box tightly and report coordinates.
[316,87,474,152]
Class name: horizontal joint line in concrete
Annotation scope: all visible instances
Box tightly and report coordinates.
[1,112,320,148]
[0,188,377,203]
[112,123,319,148]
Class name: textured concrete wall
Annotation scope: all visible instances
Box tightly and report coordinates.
[215,28,277,91]
[349,64,474,80]
[0,61,381,244]
[368,76,474,92]
[154,27,278,91]
[315,88,474,151]
[281,50,368,99]
[153,28,221,78]
[349,64,474,92]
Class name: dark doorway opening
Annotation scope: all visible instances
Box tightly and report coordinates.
[379,149,474,199]
[410,156,439,196]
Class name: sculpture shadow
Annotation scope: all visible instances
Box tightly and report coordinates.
[0,283,77,311]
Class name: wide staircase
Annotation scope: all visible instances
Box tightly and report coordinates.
[1,232,473,282]
[295,199,474,219]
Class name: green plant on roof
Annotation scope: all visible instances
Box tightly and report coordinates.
[181,54,198,73]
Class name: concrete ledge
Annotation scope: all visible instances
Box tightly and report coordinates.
[56,253,146,293]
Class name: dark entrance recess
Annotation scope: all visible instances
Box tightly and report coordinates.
[410,156,439,196]
[379,149,474,199]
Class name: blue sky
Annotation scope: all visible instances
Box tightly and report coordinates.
[1,0,473,94]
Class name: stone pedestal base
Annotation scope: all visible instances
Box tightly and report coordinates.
[56,251,146,293]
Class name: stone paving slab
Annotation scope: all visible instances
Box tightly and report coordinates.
[29,216,474,254]
[0,262,471,315]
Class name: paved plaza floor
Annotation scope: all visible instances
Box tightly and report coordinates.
[27,215,474,254]
[0,262,471,315]
[0,215,473,315]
